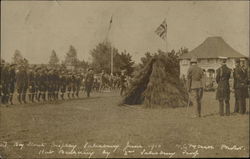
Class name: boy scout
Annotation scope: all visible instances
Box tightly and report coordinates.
[85,68,94,97]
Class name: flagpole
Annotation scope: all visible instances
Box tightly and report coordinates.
[111,45,113,75]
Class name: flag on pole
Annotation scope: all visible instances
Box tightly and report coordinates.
[155,19,167,40]
[108,15,113,31]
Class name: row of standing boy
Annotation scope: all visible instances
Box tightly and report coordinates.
[0,61,94,105]
[0,60,129,106]
[187,57,249,117]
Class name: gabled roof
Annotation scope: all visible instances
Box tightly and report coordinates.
[180,36,246,59]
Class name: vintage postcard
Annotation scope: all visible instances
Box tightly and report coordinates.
[0,0,249,158]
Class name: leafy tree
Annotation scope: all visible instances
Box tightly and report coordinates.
[49,50,59,66]
[117,50,134,75]
[90,42,135,75]
[64,45,78,67]
[12,50,23,64]
[90,42,118,73]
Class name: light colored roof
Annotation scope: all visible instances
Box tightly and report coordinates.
[180,36,246,59]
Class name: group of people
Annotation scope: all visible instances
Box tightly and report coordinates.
[187,57,249,117]
[0,59,131,106]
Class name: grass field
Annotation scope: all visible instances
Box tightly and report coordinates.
[0,91,249,158]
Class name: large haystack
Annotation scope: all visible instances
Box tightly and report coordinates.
[122,53,188,108]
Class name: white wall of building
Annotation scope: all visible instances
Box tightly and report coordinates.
[179,58,237,78]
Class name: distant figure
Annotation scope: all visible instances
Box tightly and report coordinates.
[16,65,28,104]
[233,58,249,114]
[120,71,127,96]
[8,64,16,105]
[216,57,231,116]
[187,57,204,118]
[85,68,94,97]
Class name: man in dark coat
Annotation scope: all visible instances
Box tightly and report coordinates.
[85,68,94,97]
[37,68,47,102]
[9,64,16,104]
[233,58,249,114]
[28,66,36,102]
[187,57,204,118]
[120,70,127,96]
[16,65,28,104]
[216,57,232,116]
[59,70,67,100]
[1,60,10,105]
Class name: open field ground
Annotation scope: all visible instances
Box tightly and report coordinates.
[0,91,249,158]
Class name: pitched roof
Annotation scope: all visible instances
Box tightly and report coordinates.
[180,36,246,59]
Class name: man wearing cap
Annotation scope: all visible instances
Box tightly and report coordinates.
[59,70,67,100]
[1,60,10,105]
[216,57,232,116]
[37,67,47,102]
[8,64,16,104]
[28,66,36,103]
[75,73,83,97]
[33,67,40,101]
[187,57,204,118]
[85,68,94,97]
[120,70,127,96]
[66,72,73,99]
[54,69,60,100]
[233,58,249,114]
[16,64,28,104]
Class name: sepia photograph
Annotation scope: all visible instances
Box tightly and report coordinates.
[0,0,249,158]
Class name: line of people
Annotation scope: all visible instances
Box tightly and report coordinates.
[0,61,88,106]
[187,57,249,118]
[0,60,132,106]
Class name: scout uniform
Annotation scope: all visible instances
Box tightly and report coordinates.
[8,64,16,105]
[28,67,36,102]
[59,71,67,100]
[120,71,127,96]
[1,61,10,105]
[16,65,28,104]
[85,68,94,97]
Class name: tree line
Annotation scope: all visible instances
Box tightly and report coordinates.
[11,42,188,76]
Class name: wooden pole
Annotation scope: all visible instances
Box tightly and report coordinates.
[111,45,113,75]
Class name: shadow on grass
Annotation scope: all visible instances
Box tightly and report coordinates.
[202,111,249,118]
[2,96,103,108]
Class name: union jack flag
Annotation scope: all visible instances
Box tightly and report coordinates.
[155,19,167,40]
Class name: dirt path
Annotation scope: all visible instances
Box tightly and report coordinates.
[0,91,249,158]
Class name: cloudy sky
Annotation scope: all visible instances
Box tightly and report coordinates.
[1,1,249,64]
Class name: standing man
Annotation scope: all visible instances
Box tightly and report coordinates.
[16,65,28,104]
[59,70,67,100]
[8,64,16,105]
[120,70,127,96]
[233,58,249,114]
[216,57,231,116]
[28,66,36,103]
[187,57,204,118]
[1,60,10,105]
[85,68,94,97]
